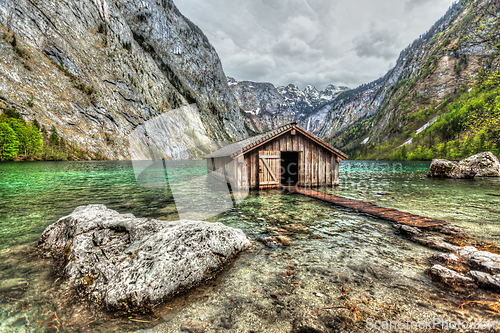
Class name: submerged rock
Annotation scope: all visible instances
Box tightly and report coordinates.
[426,265,477,290]
[470,271,500,290]
[266,227,291,235]
[292,311,328,333]
[261,235,291,247]
[276,235,291,246]
[38,205,251,312]
[458,152,500,177]
[180,319,208,333]
[427,159,459,178]
[394,225,459,252]
[393,224,421,236]
[0,278,29,292]
[439,226,465,236]
[283,223,312,234]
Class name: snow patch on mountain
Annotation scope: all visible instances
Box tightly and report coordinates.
[228,77,350,133]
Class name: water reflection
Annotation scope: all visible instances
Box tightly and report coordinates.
[0,160,499,331]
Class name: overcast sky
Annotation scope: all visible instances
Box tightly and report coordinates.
[175,0,456,90]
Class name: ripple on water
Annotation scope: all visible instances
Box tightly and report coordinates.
[0,160,499,331]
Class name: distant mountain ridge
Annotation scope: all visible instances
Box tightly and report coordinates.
[228,77,349,133]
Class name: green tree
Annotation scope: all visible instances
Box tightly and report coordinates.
[27,123,43,155]
[50,125,59,145]
[0,122,20,160]
[3,108,23,121]
[7,118,29,156]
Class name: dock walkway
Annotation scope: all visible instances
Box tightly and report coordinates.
[284,186,448,228]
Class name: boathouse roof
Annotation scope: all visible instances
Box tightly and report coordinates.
[204,122,348,159]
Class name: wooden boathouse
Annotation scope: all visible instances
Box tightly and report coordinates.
[204,122,347,190]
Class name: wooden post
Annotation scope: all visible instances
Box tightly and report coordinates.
[333,156,340,187]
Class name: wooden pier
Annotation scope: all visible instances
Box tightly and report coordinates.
[284,186,448,228]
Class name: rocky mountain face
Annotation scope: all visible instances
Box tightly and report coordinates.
[316,0,499,159]
[228,77,349,133]
[232,0,498,163]
[0,0,249,160]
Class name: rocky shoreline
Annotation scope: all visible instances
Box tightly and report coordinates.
[33,152,500,331]
[34,199,500,332]
[394,224,500,292]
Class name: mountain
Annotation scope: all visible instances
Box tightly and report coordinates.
[230,0,499,162]
[0,0,249,160]
[228,77,349,133]
[318,0,500,160]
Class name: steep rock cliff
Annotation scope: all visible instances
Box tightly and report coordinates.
[0,0,248,159]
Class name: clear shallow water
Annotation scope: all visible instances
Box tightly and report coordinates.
[333,161,500,243]
[0,160,499,332]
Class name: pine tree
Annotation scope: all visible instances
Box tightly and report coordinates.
[28,123,43,155]
[8,118,29,156]
[50,125,59,145]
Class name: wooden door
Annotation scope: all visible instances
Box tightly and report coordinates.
[259,151,281,189]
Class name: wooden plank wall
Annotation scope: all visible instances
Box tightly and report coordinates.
[258,151,280,189]
[208,130,341,189]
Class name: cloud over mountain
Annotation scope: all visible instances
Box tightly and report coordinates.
[176,0,454,89]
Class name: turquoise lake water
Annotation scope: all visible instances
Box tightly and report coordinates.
[0,160,499,332]
[1,160,498,251]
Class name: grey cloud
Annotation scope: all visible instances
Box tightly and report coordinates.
[353,27,401,60]
[405,0,434,12]
[175,0,455,89]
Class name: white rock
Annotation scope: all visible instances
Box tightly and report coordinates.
[39,205,251,311]
[458,152,500,177]
[470,271,500,290]
[426,265,477,290]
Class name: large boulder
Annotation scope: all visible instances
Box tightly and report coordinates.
[449,164,477,179]
[427,159,462,178]
[39,205,251,312]
[427,152,500,179]
[457,152,500,177]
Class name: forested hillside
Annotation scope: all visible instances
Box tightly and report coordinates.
[325,0,500,161]
[0,105,96,161]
